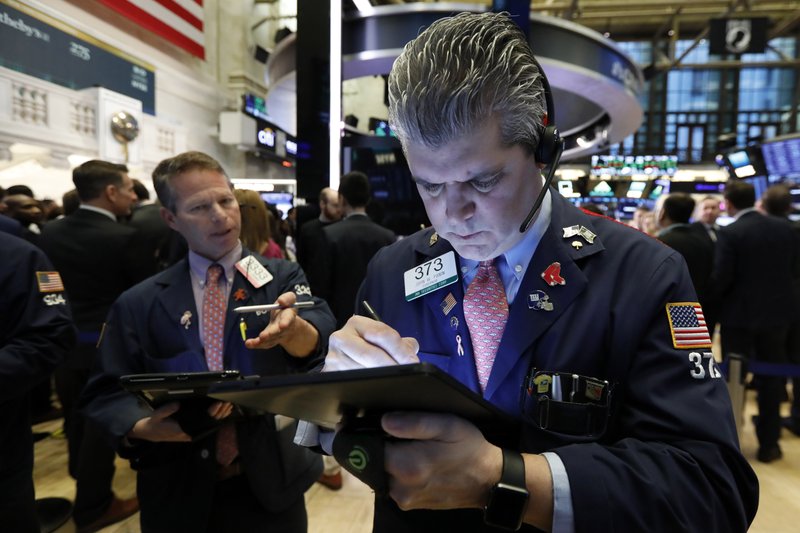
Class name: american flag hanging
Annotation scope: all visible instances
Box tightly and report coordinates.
[666,302,712,349]
[98,0,205,59]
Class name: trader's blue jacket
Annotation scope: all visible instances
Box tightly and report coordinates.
[357,192,758,533]
[82,252,335,531]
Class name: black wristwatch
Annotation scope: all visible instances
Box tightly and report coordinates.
[484,449,530,531]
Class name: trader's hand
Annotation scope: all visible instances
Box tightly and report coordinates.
[381,412,502,510]
[323,315,420,371]
[245,291,319,358]
[127,402,191,443]
[207,401,234,420]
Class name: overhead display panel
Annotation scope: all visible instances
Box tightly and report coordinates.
[265,3,644,160]
[0,0,155,114]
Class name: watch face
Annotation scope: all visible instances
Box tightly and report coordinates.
[484,482,529,531]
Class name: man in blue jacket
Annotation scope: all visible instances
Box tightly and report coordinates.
[82,151,336,532]
[0,233,75,532]
[315,12,758,533]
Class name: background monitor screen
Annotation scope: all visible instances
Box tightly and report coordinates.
[588,180,616,197]
[626,180,646,198]
[368,118,397,137]
[260,192,293,219]
[724,146,766,179]
[615,198,652,220]
[744,176,769,200]
[790,187,800,209]
[727,150,750,168]
[591,155,678,177]
[243,93,269,121]
[557,180,578,197]
[761,135,800,179]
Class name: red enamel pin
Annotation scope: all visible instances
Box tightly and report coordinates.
[233,288,248,301]
[541,262,566,286]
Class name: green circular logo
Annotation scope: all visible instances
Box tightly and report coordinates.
[348,445,369,472]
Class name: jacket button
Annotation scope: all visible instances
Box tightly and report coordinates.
[200,449,210,459]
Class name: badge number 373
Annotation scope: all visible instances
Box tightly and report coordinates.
[414,257,444,279]
[403,251,458,302]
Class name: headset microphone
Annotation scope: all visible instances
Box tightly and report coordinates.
[519,136,563,233]
[519,55,565,233]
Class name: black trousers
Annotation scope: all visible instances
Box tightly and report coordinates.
[372,496,542,533]
[54,365,117,524]
[140,474,308,533]
[0,466,39,533]
[722,325,790,450]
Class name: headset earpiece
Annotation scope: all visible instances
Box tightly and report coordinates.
[519,53,566,233]
[535,124,561,166]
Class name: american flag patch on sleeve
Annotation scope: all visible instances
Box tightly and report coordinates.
[36,271,65,293]
[666,302,712,349]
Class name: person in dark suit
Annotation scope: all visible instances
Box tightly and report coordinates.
[0,186,23,235]
[295,187,341,293]
[2,193,63,421]
[1,193,44,245]
[128,179,175,271]
[714,180,800,463]
[39,160,152,531]
[317,172,396,329]
[0,233,75,533]
[655,193,717,332]
[81,151,335,532]
[0,212,22,235]
[300,12,757,533]
[760,184,800,436]
[691,195,722,244]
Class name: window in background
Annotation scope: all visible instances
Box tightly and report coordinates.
[600,35,797,164]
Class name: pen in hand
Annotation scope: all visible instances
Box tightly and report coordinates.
[233,301,315,314]
[361,300,382,322]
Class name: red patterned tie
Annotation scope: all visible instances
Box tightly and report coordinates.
[463,260,508,393]
[202,264,238,465]
[203,264,226,371]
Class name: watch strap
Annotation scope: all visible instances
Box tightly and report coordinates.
[484,449,530,530]
[501,448,526,488]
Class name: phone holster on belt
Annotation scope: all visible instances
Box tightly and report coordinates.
[331,415,388,496]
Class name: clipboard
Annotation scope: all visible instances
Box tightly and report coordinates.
[120,370,248,439]
[208,363,517,435]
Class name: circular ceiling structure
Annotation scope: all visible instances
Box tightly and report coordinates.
[265,3,644,161]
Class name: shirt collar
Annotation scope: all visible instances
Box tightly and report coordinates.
[79,204,117,221]
[733,207,758,220]
[656,222,690,238]
[188,241,243,286]
[460,189,552,280]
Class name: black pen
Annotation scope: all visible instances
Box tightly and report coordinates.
[361,300,382,322]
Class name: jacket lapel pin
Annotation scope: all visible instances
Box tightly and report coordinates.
[180,311,192,329]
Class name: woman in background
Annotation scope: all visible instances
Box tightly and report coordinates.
[235,188,284,259]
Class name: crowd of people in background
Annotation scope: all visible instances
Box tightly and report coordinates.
[2,160,799,531]
[0,161,404,531]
